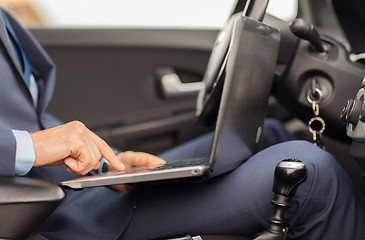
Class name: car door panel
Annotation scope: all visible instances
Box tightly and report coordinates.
[31,29,217,154]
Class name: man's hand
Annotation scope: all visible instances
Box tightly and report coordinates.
[107,151,166,192]
[30,121,125,175]
[116,151,166,170]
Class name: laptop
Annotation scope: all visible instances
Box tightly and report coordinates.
[60,14,280,189]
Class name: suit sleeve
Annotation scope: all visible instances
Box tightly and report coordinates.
[0,128,17,176]
[41,113,64,129]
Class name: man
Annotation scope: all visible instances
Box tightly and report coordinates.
[1,8,365,240]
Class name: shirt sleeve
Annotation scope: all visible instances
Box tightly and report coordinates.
[12,130,35,176]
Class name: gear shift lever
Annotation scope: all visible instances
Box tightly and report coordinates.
[253,159,307,240]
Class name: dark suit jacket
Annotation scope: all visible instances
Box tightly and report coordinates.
[0,9,55,176]
[0,9,138,239]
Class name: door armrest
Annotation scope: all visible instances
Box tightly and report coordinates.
[0,176,65,239]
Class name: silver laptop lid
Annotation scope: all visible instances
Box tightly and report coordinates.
[207,16,280,177]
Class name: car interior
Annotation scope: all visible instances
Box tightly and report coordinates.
[1,0,365,239]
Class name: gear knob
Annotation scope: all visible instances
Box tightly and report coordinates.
[273,159,307,197]
[252,159,307,240]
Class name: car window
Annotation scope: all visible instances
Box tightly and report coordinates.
[0,0,297,29]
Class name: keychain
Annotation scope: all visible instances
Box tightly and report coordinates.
[306,79,326,150]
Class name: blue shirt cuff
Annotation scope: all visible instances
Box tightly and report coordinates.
[12,130,35,176]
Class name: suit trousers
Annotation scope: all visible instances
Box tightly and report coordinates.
[121,119,365,240]
[37,119,365,240]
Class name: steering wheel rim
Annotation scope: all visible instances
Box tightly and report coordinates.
[195,15,235,129]
[195,0,270,129]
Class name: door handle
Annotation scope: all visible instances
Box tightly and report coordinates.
[156,67,204,98]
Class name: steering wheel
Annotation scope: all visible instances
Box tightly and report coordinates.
[195,0,270,129]
[195,15,235,129]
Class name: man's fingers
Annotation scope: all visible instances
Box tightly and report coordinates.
[134,154,166,167]
[67,125,121,174]
[84,131,103,169]
[117,151,137,168]
[31,120,124,175]
[110,184,134,192]
[88,129,125,171]
[64,156,100,175]
[65,166,72,173]
[64,157,82,174]
[118,151,165,168]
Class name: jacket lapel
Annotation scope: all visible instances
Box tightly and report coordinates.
[1,8,56,117]
[0,9,28,87]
